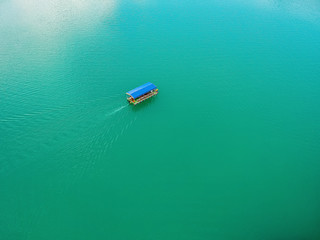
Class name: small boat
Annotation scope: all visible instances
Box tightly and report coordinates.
[126,82,158,105]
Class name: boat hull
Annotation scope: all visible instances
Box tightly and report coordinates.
[127,90,158,105]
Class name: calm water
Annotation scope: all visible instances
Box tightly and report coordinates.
[1,1,320,239]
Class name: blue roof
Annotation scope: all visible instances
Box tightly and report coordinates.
[126,82,157,99]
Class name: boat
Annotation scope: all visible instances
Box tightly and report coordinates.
[126,82,158,105]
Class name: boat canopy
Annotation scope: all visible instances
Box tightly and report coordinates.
[126,82,157,99]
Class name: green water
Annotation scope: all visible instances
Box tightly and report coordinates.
[1,0,320,239]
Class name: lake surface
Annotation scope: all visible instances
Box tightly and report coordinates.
[1,0,320,239]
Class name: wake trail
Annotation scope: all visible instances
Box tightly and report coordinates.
[105,104,128,117]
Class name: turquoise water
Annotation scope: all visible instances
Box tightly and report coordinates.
[1,0,320,239]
